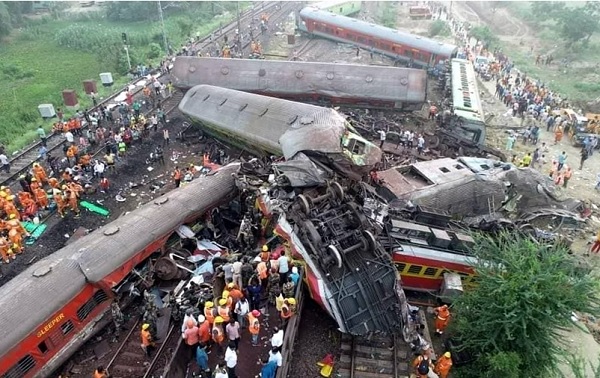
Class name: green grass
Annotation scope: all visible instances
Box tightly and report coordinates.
[0,10,236,154]
[500,2,600,106]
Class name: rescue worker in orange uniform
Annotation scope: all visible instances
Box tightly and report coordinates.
[280,298,293,328]
[197,314,211,345]
[260,244,270,262]
[6,213,27,236]
[66,188,81,218]
[212,316,225,356]
[54,189,68,218]
[434,351,453,378]
[34,187,49,209]
[17,191,32,206]
[217,298,231,323]
[68,181,84,198]
[9,228,24,254]
[248,309,261,346]
[434,304,451,335]
[222,290,234,310]
[20,195,38,220]
[4,196,19,220]
[29,178,41,192]
[93,366,109,378]
[48,177,60,190]
[0,236,13,263]
[140,323,155,357]
[204,301,216,326]
[32,163,47,183]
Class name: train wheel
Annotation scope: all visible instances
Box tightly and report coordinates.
[348,202,368,228]
[303,219,322,247]
[331,181,344,200]
[363,230,376,251]
[326,244,343,269]
[427,135,440,149]
[439,143,448,156]
[155,257,179,281]
[297,194,311,215]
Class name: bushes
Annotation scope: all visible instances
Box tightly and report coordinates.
[428,20,450,37]
[146,43,162,59]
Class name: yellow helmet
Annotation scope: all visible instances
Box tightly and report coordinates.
[218,298,227,306]
[262,245,269,252]
[227,283,234,289]
[142,323,150,330]
[444,352,451,358]
[31,178,37,182]
[0,186,6,190]
[0,191,6,198]
[222,290,230,299]
[287,298,296,305]
[7,195,14,201]
[214,316,224,323]
[9,214,15,220]
[205,301,214,308]
[61,185,67,190]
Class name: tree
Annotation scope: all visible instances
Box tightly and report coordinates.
[0,2,12,37]
[469,26,499,49]
[557,5,600,45]
[530,1,565,22]
[452,232,600,377]
[428,20,450,38]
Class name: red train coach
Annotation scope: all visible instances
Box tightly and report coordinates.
[297,7,458,68]
[0,165,238,378]
[171,57,427,111]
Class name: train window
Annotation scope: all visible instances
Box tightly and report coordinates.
[61,320,75,335]
[339,7,342,12]
[3,355,36,378]
[424,267,438,277]
[76,290,109,322]
[408,265,423,275]
[346,139,365,155]
[396,262,407,272]
[357,37,366,44]
[38,341,49,354]
[325,27,334,34]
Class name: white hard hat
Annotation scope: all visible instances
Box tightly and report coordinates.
[197,315,206,323]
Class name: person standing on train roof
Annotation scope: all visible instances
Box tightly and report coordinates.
[434,304,451,335]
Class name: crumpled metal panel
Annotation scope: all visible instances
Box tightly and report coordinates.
[171,57,427,104]
[179,85,381,166]
[77,164,240,284]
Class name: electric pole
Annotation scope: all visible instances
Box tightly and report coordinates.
[158,1,169,55]
[236,2,242,56]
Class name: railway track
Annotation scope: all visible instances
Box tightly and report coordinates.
[338,334,411,378]
[0,1,286,189]
[105,317,178,378]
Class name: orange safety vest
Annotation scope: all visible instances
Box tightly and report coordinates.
[198,321,211,343]
[248,314,260,335]
[173,169,182,180]
[217,306,230,322]
[93,370,107,378]
[141,329,152,346]
[204,307,215,325]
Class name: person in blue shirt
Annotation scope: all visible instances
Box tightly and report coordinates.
[195,344,209,374]
[289,266,300,287]
[260,358,277,378]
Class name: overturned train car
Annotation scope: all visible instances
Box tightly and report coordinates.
[0,165,239,378]
[172,57,427,111]
[179,84,382,179]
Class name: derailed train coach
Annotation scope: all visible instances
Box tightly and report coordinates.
[171,57,427,111]
[178,85,382,179]
[0,165,239,378]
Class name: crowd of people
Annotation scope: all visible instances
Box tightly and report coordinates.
[133,245,300,378]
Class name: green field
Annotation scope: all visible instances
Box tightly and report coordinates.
[0,5,237,153]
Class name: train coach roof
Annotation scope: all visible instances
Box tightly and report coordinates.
[76,163,239,285]
[179,85,350,160]
[300,8,457,57]
[0,245,87,355]
[171,57,427,104]
[0,164,239,355]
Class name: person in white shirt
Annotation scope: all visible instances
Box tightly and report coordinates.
[65,131,74,144]
[377,129,386,148]
[0,153,9,173]
[224,342,238,378]
[270,327,284,352]
[214,364,229,378]
[234,297,249,328]
[268,347,282,367]
[93,160,105,178]
[278,251,289,284]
